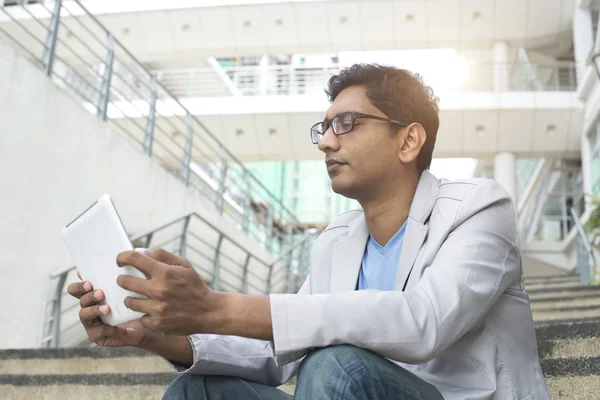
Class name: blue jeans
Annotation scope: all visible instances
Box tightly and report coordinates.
[163,345,444,400]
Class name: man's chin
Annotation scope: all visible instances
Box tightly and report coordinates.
[330,179,356,200]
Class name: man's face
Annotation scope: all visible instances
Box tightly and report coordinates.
[317,86,404,200]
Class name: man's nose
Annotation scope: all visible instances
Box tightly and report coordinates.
[317,128,340,153]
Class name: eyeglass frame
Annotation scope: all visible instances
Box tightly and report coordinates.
[310,112,410,144]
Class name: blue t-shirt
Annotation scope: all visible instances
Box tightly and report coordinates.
[358,221,407,291]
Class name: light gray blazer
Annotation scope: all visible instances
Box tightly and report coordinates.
[174,171,550,400]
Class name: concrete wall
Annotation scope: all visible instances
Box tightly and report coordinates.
[0,44,275,348]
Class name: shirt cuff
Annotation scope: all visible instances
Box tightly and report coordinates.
[166,335,206,373]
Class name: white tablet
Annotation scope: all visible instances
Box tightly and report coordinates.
[62,194,146,326]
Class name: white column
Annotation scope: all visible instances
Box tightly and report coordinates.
[493,42,510,92]
[581,127,594,206]
[258,55,269,96]
[573,4,594,83]
[494,152,518,204]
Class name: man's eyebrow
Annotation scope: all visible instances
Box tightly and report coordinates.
[324,110,353,120]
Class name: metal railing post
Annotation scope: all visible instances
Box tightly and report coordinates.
[180,113,193,186]
[212,234,224,290]
[50,272,67,348]
[144,233,154,249]
[241,253,251,293]
[295,232,309,292]
[41,0,61,76]
[570,208,597,286]
[98,34,114,121]
[143,75,158,156]
[266,261,274,293]
[284,225,294,292]
[242,170,252,235]
[265,208,274,251]
[215,145,227,214]
[179,215,191,258]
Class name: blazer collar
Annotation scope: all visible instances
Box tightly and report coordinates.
[329,170,440,292]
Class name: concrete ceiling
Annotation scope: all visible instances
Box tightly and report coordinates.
[0,0,577,68]
[111,103,583,165]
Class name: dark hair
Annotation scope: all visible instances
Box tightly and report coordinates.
[325,64,439,171]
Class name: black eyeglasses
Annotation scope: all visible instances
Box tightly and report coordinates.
[310,112,409,144]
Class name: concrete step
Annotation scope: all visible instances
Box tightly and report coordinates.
[532,304,600,314]
[0,348,170,375]
[0,348,296,399]
[530,293,600,303]
[541,356,600,377]
[527,285,600,296]
[546,375,600,400]
[530,296,600,310]
[538,337,600,358]
[536,320,600,341]
[524,274,580,284]
[532,307,600,323]
[0,383,168,400]
[525,280,587,292]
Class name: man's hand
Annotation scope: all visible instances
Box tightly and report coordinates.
[116,248,218,336]
[67,274,147,347]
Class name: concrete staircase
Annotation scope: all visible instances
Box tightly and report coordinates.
[525,274,600,399]
[1,274,599,399]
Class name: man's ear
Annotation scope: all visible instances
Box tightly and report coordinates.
[398,123,427,164]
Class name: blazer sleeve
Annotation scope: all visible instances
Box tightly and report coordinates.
[269,180,521,365]
[165,277,311,386]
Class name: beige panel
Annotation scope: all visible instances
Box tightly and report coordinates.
[530,110,571,154]
[326,0,361,48]
[262,3,299,49]
[497,110,535,154]
[425,0,460,42]
[526,0,564,40]
[360,0,395,49]
[128,11,174,53]
[393,0,427,45]
[567,110,584,153]
[494,0,528,40]
[434,110,465,157]
[229,5,266,51]
[293,2,331,51]
[221,114,261,159]
[288,112,323,160]
[254,113,294,159]
[196,7,235,50]
[460,0,494,41]
[461,110,499,156]
[166,9,202,51]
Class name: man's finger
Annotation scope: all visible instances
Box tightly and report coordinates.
[117,274,151,296]
[80,289,104,308]
[116,250,160,277]
[145,248,192,269]
[68,281,93,299]
[123,296,150,315]
[79,304,110,325]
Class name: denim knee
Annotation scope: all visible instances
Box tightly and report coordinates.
[163,374,208,400]
[298,345,368,381]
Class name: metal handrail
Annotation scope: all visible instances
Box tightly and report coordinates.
[0,0,300,253]
[43,210,320,347]
[570,207,598,286]
[154,61,578,98]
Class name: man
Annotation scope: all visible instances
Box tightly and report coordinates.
[69,64,550,399]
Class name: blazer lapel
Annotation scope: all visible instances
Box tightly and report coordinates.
[394,171,440,290]
[329,214,369,293]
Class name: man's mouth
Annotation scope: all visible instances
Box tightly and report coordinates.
[326,159,346,172]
